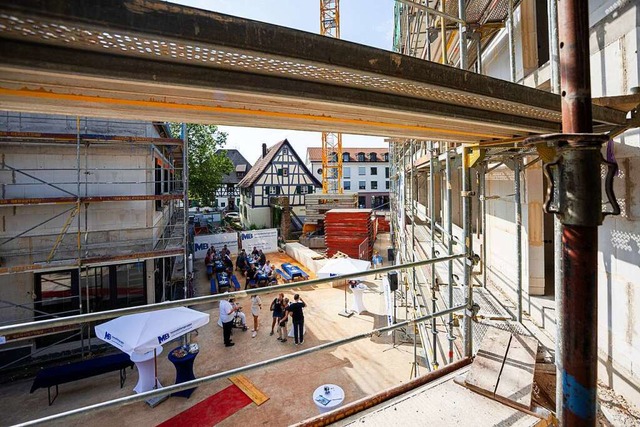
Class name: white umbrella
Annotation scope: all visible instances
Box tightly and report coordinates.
[317,258,371,280]
[95,307,209,356]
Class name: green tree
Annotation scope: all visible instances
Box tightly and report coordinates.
[170,123,234,206]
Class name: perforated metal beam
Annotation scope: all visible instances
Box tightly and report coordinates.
[0,0,627,143]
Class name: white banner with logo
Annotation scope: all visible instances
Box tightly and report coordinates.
[240,228,279,253]
[194,233,239,258]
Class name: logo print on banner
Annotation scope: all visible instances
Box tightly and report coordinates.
[194,242,210,252]
[104,332,112,340]
[241,233,253,240]
[158,333,171,344]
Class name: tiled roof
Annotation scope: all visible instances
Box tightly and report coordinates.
[217,149,252,185]
[238,140,287,188]
[239,139,321,188]
[306,147,389,162]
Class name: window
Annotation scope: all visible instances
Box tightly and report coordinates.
[269,186,278,195]
[277,167,289,177]
[342,152,350,162]
[227,184,234,192]
[359,167,366,176]
[344,180,351,190]
[221,201,226,207]
[155,162,162,211]
[371,167,377,175]
[343,167,351,178]
[369,152,377,161]
[384,153,389,162]
[359,181,366,190]
[264,186,269,195]
[331,152,338,162]
[357,152,365,162]
[317,168,323,175]
[385,167,390,178]
[386,181,390,190]
[282,147,289,155]
[371,181,378,190]
[295,185,310,194]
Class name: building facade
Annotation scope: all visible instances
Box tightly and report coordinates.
[0,113,185,365]
[392,0,640,407]
[238,140,321,228]
[306,147,390,209]
[214,149,252,211]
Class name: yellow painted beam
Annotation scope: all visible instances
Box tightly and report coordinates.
[0,87,507,140]
[535,143,557,163]
[229,374,269,406]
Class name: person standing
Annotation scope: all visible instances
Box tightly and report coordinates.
[219,296,238,347]
[270,293,284,336]
[250,289,262,338]
[277,297,290,342]
[287,294,307,345]
[371,250,383,279]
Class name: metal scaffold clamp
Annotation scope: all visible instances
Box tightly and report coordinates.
[524,133,621,226]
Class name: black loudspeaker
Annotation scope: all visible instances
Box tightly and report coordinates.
[388,271,398,292]
[387,247,395,263]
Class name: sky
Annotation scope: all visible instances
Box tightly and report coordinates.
[172,0,395,164]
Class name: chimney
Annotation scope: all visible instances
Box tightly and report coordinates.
[262,143,267,158]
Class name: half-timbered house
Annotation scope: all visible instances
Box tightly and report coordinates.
[238,139,321,228]
[214,149,252,211]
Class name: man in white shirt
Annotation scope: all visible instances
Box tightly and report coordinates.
[219,296,237,347]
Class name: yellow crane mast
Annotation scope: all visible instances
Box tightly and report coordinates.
[320,0,343,194]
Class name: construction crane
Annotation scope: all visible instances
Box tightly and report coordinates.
[320,0,343,194]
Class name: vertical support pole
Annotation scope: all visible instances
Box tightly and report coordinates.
[75,116,84,357]
[429,142,439,367]
[457,0,467,70]
[422,8,431,61]
[475,32,483,74]
[514,158,523,323]
[440,2,447,64]
[462,148,474,357]
[558,1,596,424]
[182,123,189,299]
[445,144,454,363]
[480,163,487,288]
[507,0,516,82]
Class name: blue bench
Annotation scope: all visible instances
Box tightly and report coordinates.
[230,274,241,291]
[30,352,133,405]
[275,268,292,282]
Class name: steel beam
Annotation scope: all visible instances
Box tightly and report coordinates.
[0,1,627,143]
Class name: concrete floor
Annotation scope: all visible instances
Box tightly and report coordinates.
[0,250,418,426]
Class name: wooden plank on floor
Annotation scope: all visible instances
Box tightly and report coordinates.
[228,374,269,406]
[494,333,539,410]
[464,327,512,394]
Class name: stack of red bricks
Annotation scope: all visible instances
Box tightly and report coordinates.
[376,214,390,232]
[325,209,374,260]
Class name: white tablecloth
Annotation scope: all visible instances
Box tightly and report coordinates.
[313,384,345,413]
[130,346,163,393]
[351,283,368,314]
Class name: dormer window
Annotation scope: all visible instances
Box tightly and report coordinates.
[342,152,350,162]
[369,152,377,161]
[357,152,365,162]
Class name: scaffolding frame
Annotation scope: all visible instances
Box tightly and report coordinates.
[0,116,189,361]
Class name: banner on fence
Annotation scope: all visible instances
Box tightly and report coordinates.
[194,233,239,258]
[240,228,279,253]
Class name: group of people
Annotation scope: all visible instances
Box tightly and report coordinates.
[218,290,306,346]
[205,244,234,271]
[269,292,306,345]
[236,247,277,287]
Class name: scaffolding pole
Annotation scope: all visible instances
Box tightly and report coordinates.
[462,148,474,357]
[445,144,455,362]
[514,157,523,323]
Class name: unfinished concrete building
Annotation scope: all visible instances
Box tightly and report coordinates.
[0,113,186,365]
[392,0,640,411]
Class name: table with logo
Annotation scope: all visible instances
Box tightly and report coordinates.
[130,346,163,394]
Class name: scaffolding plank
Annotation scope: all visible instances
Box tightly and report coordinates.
[464,327,511,394]
[495,333,538,410]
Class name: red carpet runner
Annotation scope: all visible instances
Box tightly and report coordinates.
[157,384,252,427]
